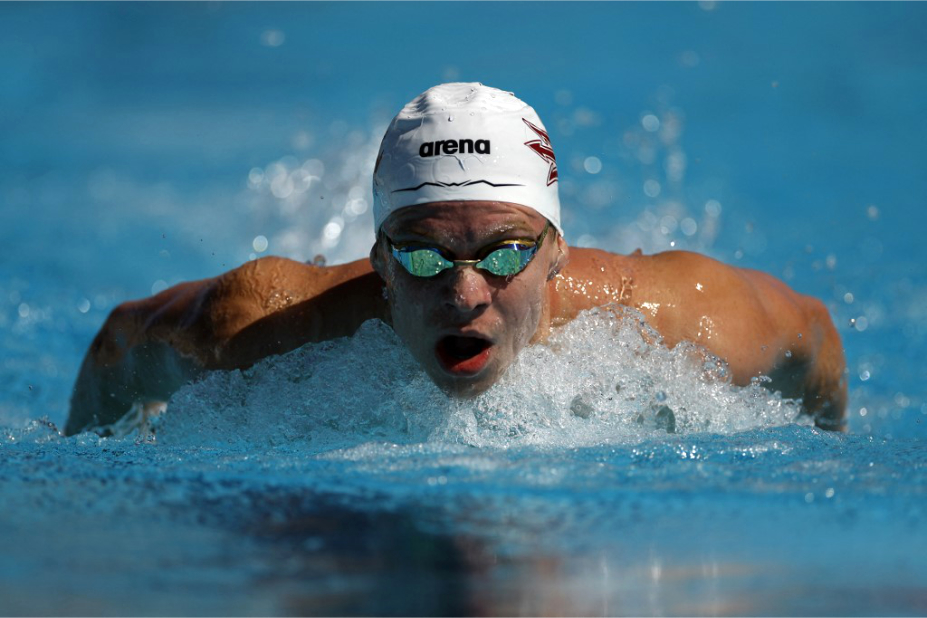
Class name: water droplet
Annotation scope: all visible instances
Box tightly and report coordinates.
[447,115,454,122]
[785,350,793,359]
[252,235,269,253]
[570,396,593,419]
[641,114,660,132]
[583,157,602,174]
[655,406,676,433]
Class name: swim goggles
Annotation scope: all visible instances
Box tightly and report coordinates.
[387,222,550,278]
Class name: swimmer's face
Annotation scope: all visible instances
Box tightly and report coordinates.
[372,201,567,397]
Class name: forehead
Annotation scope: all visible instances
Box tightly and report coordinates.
[382,201,546,241]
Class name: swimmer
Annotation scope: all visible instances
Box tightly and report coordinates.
[65,83,847,435]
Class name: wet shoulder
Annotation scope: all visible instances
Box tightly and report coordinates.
[214,256,374,304]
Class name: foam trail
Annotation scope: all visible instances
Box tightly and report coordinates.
[155,309,804,452]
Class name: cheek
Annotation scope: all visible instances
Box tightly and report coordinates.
[496,277,547,346]
[386,278,434,345]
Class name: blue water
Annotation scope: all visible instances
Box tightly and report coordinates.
[2,2,927,615]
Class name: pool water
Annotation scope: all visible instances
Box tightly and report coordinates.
[2,3,926,615]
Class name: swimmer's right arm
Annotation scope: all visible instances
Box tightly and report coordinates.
[65,256,385,435]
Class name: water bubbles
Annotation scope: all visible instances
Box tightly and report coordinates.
[583,157,602,174]
[859,407,868,417]
[575,234,597,248]
[322,218,344,246]
[345,198,368,217]
[844,292,854,304]
[680,218,698,236]
[643,179,661,198]
[784,350,793,359]
[252,235,269,253]
[291,131,312,151]
[825,254,837,270]
[248,167,265,188]
[680,50,700,68]
[804,492,815,504]
[302,158,325,177]
[853,316,869,332]
[866,205,880,220]
[270,173,294,199]
[151,280,168,295]
[573,107,600,127]
[704,199,722,217]
[17,303,29,318]
[859,369,871,381]
[659,215,677,234]
[654,406,676,434]
[260,29,286,48]
[825,488,835,499]
[159,310,804,452]
[570,396,594,419]
[77,298,91,314]
[641,114,660,132]
[664,149,687,182]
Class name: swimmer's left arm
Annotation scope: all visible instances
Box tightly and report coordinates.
[641,251,848,429]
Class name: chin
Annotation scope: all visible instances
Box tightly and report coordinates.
[426,366,503,399]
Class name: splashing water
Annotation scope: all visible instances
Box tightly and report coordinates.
[156,308,804,453]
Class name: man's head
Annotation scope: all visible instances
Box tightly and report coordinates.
[370,83,568,396]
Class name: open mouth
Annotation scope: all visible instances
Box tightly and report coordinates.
[435,336,493,376]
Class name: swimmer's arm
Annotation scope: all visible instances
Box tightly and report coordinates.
[644,252,848,429]
[66,279,209,435]
[66,256,384,435]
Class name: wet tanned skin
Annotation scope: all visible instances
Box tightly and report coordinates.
[66,201,847,435]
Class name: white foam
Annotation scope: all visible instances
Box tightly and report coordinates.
[156,308,805,453]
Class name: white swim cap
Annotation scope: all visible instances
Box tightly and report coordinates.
[373,82,562,235]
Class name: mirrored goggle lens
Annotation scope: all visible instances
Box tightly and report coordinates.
[397,247,451,277]
[392,244,537,278]
[477,244,536,276]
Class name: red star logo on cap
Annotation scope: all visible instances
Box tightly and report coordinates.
[523,118,558,186]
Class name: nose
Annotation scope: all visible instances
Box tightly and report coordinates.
[443,266,492,315]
